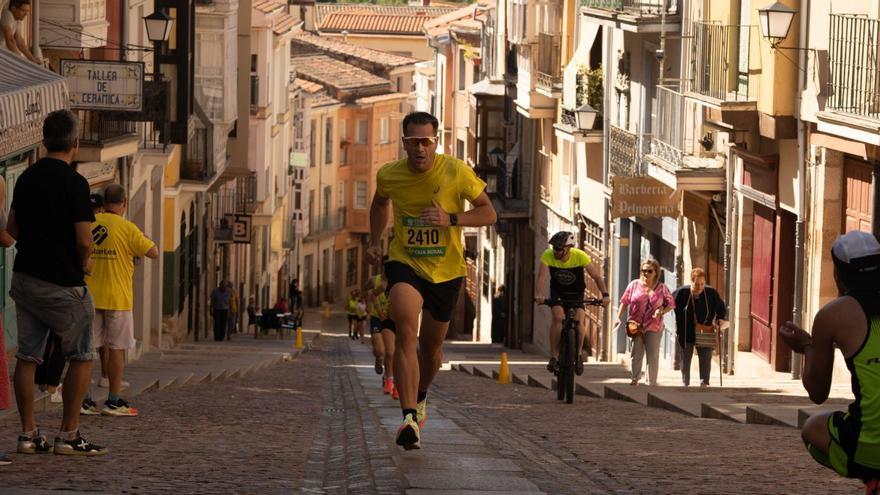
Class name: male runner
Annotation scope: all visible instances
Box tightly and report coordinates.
[536,231,609,376]
[368,272,397,398]
[780,231,880,490]
[366,111,497,450]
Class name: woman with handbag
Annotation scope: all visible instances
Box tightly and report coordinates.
[672,268,727,387]
[614,259,675,386]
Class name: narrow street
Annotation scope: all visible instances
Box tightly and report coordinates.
[0,317,863,494]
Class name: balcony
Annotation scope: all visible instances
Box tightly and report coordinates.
[609,124,649,177]
[494,154,529,219]
[74,109,138,163]
[40,0,109,48]
[647,86,725,190]
[687,22,758,107]
[536,33,562,97]
[824,14,880,124]
[580,0,679,32]
[235,173,258,213]
[336,206,346,230]
[507,1,534,46]
[181,127,217,182]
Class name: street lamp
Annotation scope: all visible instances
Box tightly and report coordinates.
[575,103,598,131]
[758,1,797,49]
[144,11,174,80]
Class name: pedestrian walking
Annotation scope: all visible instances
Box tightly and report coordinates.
[246,296,257,334]
[227,283,239,340]
[672,268,727,387]
[289,278,303,312]
[0,173,15,465]
[8,109,107,455]
[366,111,497,450]
[614,258,675,386]
[84,183,158,417]
[210,280,232,341]
[491,285,507,344]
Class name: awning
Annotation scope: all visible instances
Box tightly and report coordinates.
[0,50,69,158]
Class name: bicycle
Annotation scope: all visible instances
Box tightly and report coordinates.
[538,297,604,404]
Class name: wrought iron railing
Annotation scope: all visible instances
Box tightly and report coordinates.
[688,22,757,102]
[580,0,676,15]
[235,172,257,213]
[181,127,216,181]
[536,33,562,91]
[76,109,137,145]
[609,124,649,177]
[650,85,690,168]
[828,14,880,120]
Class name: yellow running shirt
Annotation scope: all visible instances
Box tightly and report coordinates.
[86,212,156,310]
[376,154,486,283]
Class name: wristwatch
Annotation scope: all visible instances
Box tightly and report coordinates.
[449,213,458,226]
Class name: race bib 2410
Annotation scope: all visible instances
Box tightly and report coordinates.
[402,216,447,258]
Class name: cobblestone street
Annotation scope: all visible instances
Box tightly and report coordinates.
[0,319,865,493]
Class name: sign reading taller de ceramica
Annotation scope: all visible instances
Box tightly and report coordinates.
[60,60,145,111]
[610,176,681,219]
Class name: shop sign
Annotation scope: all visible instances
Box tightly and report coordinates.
[77,161,117,186]
[611,176,681,219]
[227,214,252,244]
[60,60,145,111]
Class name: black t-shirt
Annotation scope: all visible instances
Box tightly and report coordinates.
[11,157,95,287]
[672,285,727,346]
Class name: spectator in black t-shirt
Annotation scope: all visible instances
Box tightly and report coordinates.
[289,278,303,312]
[8,109,107,456]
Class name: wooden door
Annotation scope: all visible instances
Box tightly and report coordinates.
[843,158,873,234]
[750,204,775,362]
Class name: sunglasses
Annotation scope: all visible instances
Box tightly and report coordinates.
[402,136,438,147]
[641,269,655,274]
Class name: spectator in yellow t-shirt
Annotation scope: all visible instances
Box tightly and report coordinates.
[84,184,158,417]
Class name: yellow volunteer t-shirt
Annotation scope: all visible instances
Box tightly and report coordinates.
[86,212,156,310]
[376,154,486,283]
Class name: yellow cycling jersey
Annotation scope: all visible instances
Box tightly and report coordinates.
[376,153,486,283]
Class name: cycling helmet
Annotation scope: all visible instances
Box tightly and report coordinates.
[831,231,880,292]
[549,231,576,249]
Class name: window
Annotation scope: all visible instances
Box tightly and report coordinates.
[308,190,315,230]
[309,120,316,168]
[355,181,367,209]
[458,49,466,90]
[324,117,334,164]
[338,181,345,207]
[294,190,301,210]
[346,247,358,287]
[356,119,368,144]
[380,117,390,144]
[339,119,348,165]
[322,186,332,230]
[457,139,465,160]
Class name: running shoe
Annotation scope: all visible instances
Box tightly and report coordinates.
[547,356,558,373]
[0,452,11,465]
[374,357,384,375]
[80,398,101,416]
[395,413,421,450]
[383,377,393,395]
[102,398,139,417]
[17,431,51,454]
[416,398,427,429]
[53,432,108,456]
[392,385,399,400]
[576,354,584,376]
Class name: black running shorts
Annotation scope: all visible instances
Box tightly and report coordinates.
[370,316,396,334]
[385,261,463,323]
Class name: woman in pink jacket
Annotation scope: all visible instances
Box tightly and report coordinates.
[614,258,675,386]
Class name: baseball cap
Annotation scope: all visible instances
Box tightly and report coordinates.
[832,231,880,291]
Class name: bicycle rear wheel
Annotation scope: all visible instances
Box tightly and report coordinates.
[564,325,577,404]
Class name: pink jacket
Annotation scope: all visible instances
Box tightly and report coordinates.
[620,279,675,333]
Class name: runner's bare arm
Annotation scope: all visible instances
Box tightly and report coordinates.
[367,194,391,264]
[782,305,837,404]
[459,192,496,227]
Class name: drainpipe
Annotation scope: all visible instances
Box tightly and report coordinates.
[602,25,613,361]
[791,0,810,380]
[724,144,737,375]
[120,0,128,61]
[31,0,42,62]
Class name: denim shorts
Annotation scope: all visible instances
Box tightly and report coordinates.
[11,272,96,363]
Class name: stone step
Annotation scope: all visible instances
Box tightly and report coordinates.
[603,383,649,405]
[746,404,801,428]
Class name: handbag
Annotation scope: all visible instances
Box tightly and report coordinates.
[691,292,716,349]
[626,320,643,338]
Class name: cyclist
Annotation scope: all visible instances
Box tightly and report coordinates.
[346,290,359,340]
[779,231,880,491]
[366,111,497,450]
[536,231,609,376]
[368,272,398,398]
